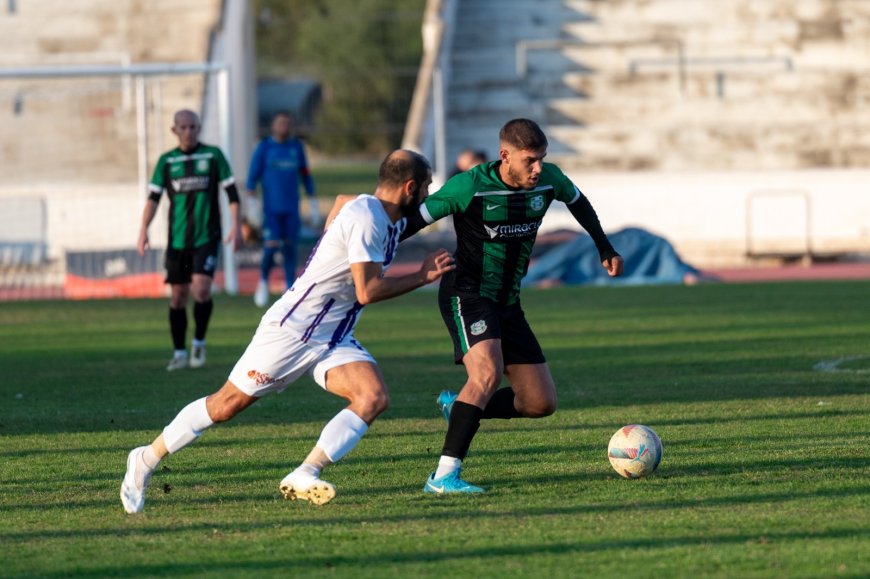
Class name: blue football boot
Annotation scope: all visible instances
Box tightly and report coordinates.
[437,390,458,422]
[423,469,484,494]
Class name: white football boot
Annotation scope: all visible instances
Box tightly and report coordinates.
[166,352,189,372]
[189,345,206,369]
[120,446,153,514]
[279,470,336,505]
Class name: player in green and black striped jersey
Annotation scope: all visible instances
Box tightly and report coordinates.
[137,109,241,372]
[404,119,625,494]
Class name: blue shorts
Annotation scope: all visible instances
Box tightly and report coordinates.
[262,212,300,242]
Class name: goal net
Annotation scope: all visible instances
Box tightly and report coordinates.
[0,63,238,300]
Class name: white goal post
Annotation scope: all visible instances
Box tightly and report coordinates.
[0,62,241,297]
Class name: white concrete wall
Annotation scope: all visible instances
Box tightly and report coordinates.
[543,169,870,267]
[4,168,868,269]
[1,184,168,261]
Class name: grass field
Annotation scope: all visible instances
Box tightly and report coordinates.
[1,282,869,578]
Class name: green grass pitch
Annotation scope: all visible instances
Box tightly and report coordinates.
[1,281,868,578]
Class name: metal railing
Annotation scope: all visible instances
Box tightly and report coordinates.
[516,38,685,87]
[516,39,795,100]
[629,56,794,98]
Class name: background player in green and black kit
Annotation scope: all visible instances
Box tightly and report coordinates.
[403,118,625,493]
[137,109,241,371]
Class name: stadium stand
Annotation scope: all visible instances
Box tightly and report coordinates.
[406,0,870,267]
[446,0,870,171]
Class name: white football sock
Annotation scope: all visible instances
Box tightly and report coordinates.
[162,397,215,454]
[315,409,368,463]
[142,446,161,470]
[131,446,161,488]
[294,463,321,479]
[434,456,462,479]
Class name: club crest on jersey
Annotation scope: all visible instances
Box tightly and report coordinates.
[470,320,487,336]
[196,159,210,173]
[530,195,545,211]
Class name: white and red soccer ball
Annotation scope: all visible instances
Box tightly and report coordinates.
[607,424,662,479]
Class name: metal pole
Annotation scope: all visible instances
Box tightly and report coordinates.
[217,68,238,295]
[433,67,447,185]
[135,75,148,197]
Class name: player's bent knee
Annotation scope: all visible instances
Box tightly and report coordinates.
[206,384,257,423]
[208,404,238,423]
[356,388,390,417]
[467,365,502,392]
[516,394,557,418]
[522,401,556,418]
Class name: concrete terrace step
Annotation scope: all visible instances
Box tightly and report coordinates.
[570,0,870,27]
[546,122,870,169]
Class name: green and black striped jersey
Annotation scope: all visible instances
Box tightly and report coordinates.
[419,161,581,305]
[149,143,235,250]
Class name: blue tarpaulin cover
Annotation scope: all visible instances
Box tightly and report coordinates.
[524,227,702,287]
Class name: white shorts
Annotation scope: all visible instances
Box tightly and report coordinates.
[227,318,376,397]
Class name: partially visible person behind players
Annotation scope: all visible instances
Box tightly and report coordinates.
[401,118,625,494]
[121,150,454,513]
[137,109,240,372]
[451,148,487,177]
[246,111,318,308]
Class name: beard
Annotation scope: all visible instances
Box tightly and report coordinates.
[506,164,537,190]
[400,194,423,218]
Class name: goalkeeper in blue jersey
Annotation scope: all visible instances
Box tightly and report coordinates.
[246,112,319,307]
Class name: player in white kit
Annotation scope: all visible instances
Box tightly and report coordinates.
[121,150,454,512]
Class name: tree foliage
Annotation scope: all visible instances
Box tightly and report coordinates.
[254,0,425,155]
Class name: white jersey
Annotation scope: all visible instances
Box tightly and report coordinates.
[263,194,405,347]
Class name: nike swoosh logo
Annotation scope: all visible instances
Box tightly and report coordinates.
[426,481,445,494]
[486,204,499,210]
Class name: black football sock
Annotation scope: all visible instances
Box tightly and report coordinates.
[193,299,213,341]
[441,401,483,460]
[482,387,522,419]
[169,307,187,350]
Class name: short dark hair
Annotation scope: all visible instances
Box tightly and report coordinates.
[272,111,295,121]
[378,150,431,189]
[499,118,548,150]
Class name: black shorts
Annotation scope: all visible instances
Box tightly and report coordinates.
[438,282,546,366]
[165,240,220,284]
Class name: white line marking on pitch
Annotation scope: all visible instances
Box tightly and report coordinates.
[813,356,870,373]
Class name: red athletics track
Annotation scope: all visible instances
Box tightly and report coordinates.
[3,262,869,301]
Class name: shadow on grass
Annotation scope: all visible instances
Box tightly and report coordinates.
[3,449,867,513]
[2,485,867,549]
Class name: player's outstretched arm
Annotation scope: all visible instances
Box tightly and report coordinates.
[350,249,454,305]
[567,193,624,277]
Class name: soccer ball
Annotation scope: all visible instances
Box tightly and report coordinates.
[607,424,662,479]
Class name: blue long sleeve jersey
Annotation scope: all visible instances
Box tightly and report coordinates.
[245,137,315,214]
